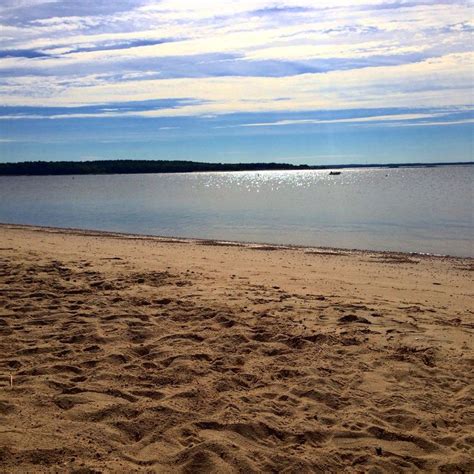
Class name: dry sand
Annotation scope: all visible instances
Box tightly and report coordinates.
[0,223,472,473]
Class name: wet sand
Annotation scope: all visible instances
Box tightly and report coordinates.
[0,223,473,472]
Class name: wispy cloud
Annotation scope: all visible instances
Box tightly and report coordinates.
[228,112,456,128]
[374,118,474,127]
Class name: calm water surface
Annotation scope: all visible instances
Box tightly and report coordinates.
[0,166,472,257]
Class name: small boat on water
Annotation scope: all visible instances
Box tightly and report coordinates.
[329,171,341,175]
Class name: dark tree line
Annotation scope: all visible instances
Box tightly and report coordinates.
[0,160,311,175]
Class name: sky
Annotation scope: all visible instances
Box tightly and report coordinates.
[0,0,472,165]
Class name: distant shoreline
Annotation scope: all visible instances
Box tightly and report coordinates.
[0,159,472,176]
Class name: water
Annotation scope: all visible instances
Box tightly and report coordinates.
[0,166,472,257]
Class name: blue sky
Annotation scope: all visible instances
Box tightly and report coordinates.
[0,0,472,164]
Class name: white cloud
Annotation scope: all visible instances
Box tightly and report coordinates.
[0,0,471,121]
[1,52,471,120]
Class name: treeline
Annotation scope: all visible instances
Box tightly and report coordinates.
[0,160,311,176]
[0,159,472,176]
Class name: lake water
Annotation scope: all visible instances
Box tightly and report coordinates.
[0,166,472,257]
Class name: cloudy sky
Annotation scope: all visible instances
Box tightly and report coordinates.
[0,0,472,164]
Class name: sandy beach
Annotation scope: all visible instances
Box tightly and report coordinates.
[0,223,472,472]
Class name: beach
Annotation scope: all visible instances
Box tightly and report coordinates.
[0,223,472,472]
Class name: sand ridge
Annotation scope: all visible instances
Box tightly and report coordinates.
[0,224,473,472]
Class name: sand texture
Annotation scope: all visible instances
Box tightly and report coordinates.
[0,224,473,473]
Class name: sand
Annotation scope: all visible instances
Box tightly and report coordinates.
[0,223,472,473]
